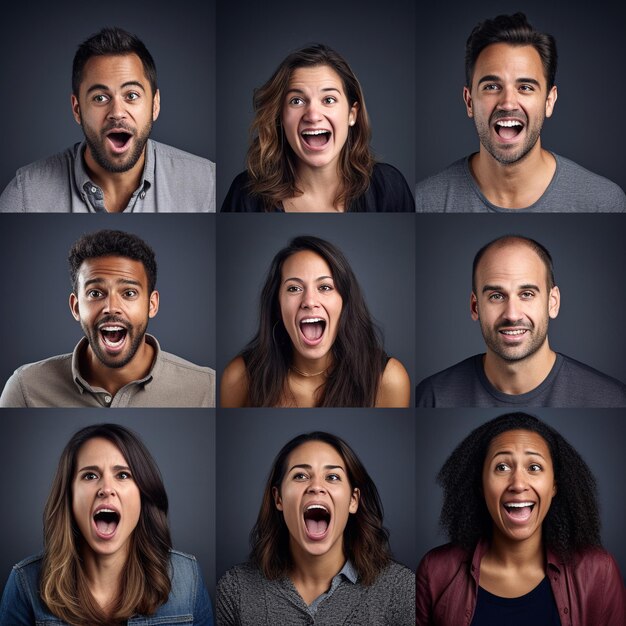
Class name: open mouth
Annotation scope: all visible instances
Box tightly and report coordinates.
[299,318,326,346]
[494,119,524,140]
[106,131,133,152]
[503,501,535,522]
[303,504,331,539]
[499,328,528,338]
[93,508,120,537]
[301,129,331,149]
[99,325,128,351]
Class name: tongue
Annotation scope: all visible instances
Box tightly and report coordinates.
[109,133,129,148]
[96,518,118,535]
[304,133,329,148]
[103,330,125,343]
[507,506,532,521]
[301,322,323,341]
[498,126,520,140]
[305,517,328,535]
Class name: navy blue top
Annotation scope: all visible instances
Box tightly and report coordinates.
[470,576,561,626]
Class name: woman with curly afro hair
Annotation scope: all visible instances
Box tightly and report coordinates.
[416,412,625,626]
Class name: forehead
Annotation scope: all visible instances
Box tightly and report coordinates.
[285,440,345,468]
[486,429,552,459]
[79,53,149,93]
[281,250,332,279]
[473,43,546,88]
[475,242,548,287]
[76,255,148,286]
[76,437,126,466]
[288,64,346,94]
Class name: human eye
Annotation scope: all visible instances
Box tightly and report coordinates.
[87,289,103,298]
[117,470,133,479]
[286,284,302,293]
[318,283,334,292]
[81,471,98,481]
[126,92,140,101]
[123,289,138,298]
[488,292,504,301]
[292,471,308,481]
[520,290,535,299]
[495,462,510,472]
[483,83,500,91]
[326,473,341,482]
[288,96,305,106]
[519,84,535,92]
[92,94,109,103]
[323,96,337,105]
[528,463,542,472]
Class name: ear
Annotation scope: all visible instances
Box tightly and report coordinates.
[272,486,283,511]
[348,101,359,127]
[69,292,80,321]
[545,85,557,119]
[148,290,160,318]
[349,487,360,514]
[470,291,479,321]
[71,94,81,125]
[152,89,161,122]
[548,285,560,319]
[463,86,473,118]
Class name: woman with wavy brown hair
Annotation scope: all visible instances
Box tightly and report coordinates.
[221,43,414,212]
[0,423,213,625]
[216,431,415,624]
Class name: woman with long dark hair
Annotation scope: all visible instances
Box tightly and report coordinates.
[0,423,213,625]
[217,431,415,624]
[220,235,410,407]
[416,413,625,625]
[221,43,414,212]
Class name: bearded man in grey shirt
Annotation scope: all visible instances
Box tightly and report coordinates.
[415,13,625,213]
[0,27,215,213]
[415,235,626,407]
[0,229,215,407]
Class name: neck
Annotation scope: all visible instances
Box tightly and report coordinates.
[487,527,544,570]
[83,145,146,213]
[469,141,556,209]
[81,336,155,395]
[291,351,332,377]
[287,163,343,212]
[81,546,127,611]
[289,538,345,589]
[483,341,556,395]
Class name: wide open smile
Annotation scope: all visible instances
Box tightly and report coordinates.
[493,118,525,142]
[498,327,530,343]
[299,317,327,346]
[300,128,331,151]
[105,129,134,154]
[502,501,536,524]
[92,505,121,539]
[303,503,331,541]
[98,323,129,354]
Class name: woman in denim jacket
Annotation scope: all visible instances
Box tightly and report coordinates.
[0,423,214,625]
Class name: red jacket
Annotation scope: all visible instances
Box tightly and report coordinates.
[416,539,625,626]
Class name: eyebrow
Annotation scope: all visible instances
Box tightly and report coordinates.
[286,87,341,95]
[83,277,142,288]
[282,275,334,284]
[492,450,547,461]
[86,80,146,95]
[481,283,541,294]
[477,74,541,87]
[288,463,345,472]
[76,464,131,473]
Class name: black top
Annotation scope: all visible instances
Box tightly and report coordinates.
[470,577,561,626]
[220,162,415,212]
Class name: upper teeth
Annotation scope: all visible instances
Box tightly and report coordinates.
[306,504,328,512]
[301,318,323,324]
[501,329,526,335]
[505,502,534,508]
[101,326,123,331]
[302,130,329,135]
[496,120,522,127]
[96,508,116,514]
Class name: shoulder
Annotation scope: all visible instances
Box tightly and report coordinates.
[375,560,416,588]
[158,350,214,379]
[363,162,414,212]
[377,358,410,407]
[557,354,626,405]
[151,140,215,169]
[220,356,249,407]
[220,171,265,212]
[7,553,43,592]
[415,356,480,407]
[415,158,471,210]
[417,543,470,579]
[217,562,264,598]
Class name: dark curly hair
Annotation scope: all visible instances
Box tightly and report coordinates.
[438,413,601,559]
[250,431,390,586]
[68,229,158,294]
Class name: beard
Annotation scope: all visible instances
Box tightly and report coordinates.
[81,315,149,369]
[475,109,543,165]
[82,118,152,173]
[479,315,549,363]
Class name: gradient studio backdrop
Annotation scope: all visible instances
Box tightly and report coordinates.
[0,214,216,391]
[414,409,626,583]
[0,410,217,601]
[0,0,215,192]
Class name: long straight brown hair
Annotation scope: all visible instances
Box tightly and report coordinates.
[250,431,391,586]
[246,43,375,211]
[40,424,172,625]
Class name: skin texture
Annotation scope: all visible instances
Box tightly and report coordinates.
[69,256,159,394]
[462,44,558,208]
[471,241,560,394]
[273,441,359,603]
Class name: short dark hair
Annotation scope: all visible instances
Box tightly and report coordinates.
[472,234,556,293]
[250,431,391,585]
[465,13,558,90]
[437,413,601,559]
[68,229,158,293]
[72,27,158,96]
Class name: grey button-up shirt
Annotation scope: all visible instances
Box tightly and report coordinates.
[0,139,215,212]
[0,334,215,407]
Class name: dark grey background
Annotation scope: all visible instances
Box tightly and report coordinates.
[414,214,626,387]
[216,214,416,405]
[216,409,416,581]
[216,0,416,208]
[415,1,626,192]
[0,214,215,390]
[415,409,626,583]
[0,0,215,192]
[0,410,217,600]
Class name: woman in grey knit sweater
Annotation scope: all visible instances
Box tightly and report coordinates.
[216,431,415,625]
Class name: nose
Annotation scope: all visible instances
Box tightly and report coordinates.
[496,84,518,111]
[103,292,123,315]
[507,466,528,493]
[502,297,523,324]
[303,100,323,123]
[300,288,319,310]
[97,477,116,497]
[307,478,326,494]
[107,95,127,121]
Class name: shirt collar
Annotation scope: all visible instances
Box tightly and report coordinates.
[71,333,161,392]
[336,559,358,584]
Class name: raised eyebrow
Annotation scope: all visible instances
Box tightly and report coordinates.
[477,74,501,86]
[492,450,548,461]
[83,278,142,288]
[519,283,541,292]
[86,80,145,95]
[517,77,541,87]
[287,463,346,472]
[282,275,334,284]
[76,464,131,474]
